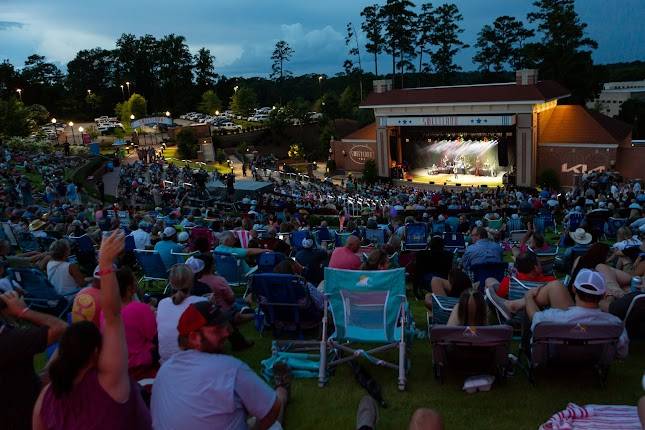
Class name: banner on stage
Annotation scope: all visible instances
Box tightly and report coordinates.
[380,115,515,127]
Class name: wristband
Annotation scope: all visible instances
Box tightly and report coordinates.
[18,307,29,318]
[96,268,116,277]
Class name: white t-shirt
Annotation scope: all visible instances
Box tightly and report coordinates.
[46,260,78,296]
[151,350,277,430]
[156,295,207,363]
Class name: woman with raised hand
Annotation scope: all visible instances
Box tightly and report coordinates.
[33,230,152,430]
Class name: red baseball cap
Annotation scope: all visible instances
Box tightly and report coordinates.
[177,302,232,337]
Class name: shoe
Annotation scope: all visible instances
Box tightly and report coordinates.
[272,362,292,389]
[355,395,379,430]
[485,287,511,321]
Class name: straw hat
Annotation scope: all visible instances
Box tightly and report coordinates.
[29,219,46,232]
[569,228,592,245]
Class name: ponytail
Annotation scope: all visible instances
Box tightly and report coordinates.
[169,264,193,305]
[172,288,190,305]
[48,322,101,397]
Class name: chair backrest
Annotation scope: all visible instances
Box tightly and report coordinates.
[234,229,252,248]
[365,228,385,246]
[134,250,168,280]
[257,252,286,273]
[486,218,503,230]
[568,212,584,231]
[430,325,513,371]
[323,267,405,342]
[291,230,311,252]
[431,294,458,325]
[189,226,215,250]
[508,277,547,301]
[430,325,513,346]
[1,222,18,246]
[124,234,136,252]
[471,263,507,292]
[533,213,555,234]
[335,232,352,247]
[442,232,466,252]
[7,267,61,301]
[69,235,95,253]
[445,216,459,233]
[606,217,627,238]
[624,294,645,339]
[250,273,310,326]
[531,322,623,368]
[509,230,528,243]
[314,227,332,243]
[404,223,428,250]
[16,231,40,252]
[213,251,243,285]
[171,249,198,263]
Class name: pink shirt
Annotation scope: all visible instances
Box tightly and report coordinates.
[199,274,235,310]
[101,301,157,368]
[329,247,362,270]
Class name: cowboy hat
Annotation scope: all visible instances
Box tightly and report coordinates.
[29,219,46,232]
[569,228,592,245]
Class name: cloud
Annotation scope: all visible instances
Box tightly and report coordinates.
[0,21,24,30]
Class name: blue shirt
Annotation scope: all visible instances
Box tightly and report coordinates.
[154,240,185,269]
[215,245,251,275]
[461,239,503,271]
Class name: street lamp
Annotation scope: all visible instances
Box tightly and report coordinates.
[233,85,239,93]
[130,114,135,120]
[78,126,84,133]
[68,121,75,144]
[87,89,91,95]
[16,88,22,101]
[165,111,170,117]
[125,81,131,98]
[120,85,124,100]
[50,118,57,140]
[215,110,219,116]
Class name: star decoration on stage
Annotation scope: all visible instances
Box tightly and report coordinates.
[469,118,489,124]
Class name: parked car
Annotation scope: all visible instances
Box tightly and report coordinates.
[218,122,242,131]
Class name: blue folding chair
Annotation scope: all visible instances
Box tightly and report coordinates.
[257,252,286,273]
[404,223,428,251]
[442,232,466,253]
[7,268,74,318]
[314,227,332,244]
[16,232,40,252]
[445,216,459,233]
[213,251,246,287]
[290,230,311,253]
[533,212,556,234]
[507,277,548,301]
[335,232,352,247]
[68,234,97,272]
[567,212,584,231]
[365,228,385,246]
[605,217,627,239]
[530,246,559,276]
[319,268,412,391]
[250,273,319,338]
[471,262,507,293]
[134,250,170,296]
[430,294,458,325]
[1,222,18,248]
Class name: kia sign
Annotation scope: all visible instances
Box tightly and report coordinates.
[561,163,605,174]
[131,116,173,129]
[349,145,375,165]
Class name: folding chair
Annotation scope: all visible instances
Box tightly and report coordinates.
[290,230,311,254]
[250,273,320,338]
[605,217,627,239]
[508,230,528,244]
[534,212,557,234]
[171,249,198,263]
[7,267,74,318]
[404,223,428,251]
[507,277,547,301]
[471,262,507,292]
[530,246,559,276]
[335,232,352,247]
[256,252,286,273]
[527,322,623,387]
[1,222,19,247]
[313,227,332,245]
[68,234,97,273]
[566,212,584,231]
[188,226,216,251]
[134,250,170,297]
[319,267,412,391]
[213,251,246,287]
[430,325,513,384]
[430,294,458,325]
[365,228,385,246]
[442,232,466,253]
[585,212,609,241]
[624,294,645,339]
[16,232,40,252]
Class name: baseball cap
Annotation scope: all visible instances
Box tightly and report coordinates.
[185,256,205,274]
[302,238,314,249]
[573,269,606,296]
[177,231,189,243]
[177,302,232,336]
[163,227,177,238]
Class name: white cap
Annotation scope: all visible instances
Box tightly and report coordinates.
[573,269,606,296]
[177,231,189,242]
[302,238,314,249]
[163,227,177,238]
[185,256,205,274]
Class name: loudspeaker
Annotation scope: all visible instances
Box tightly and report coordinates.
[455,183,461,186]
[481,184,488,188]
[406,179,412,182]
[498,138,509,167]
[429,181,435,184]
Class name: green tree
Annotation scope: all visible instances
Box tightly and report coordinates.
[176,127,198,159]
[415,3,436,74]
[361,4,385,77]
[0,97,31,137]
[0,60,20,99]
[318,92,341,120]
[270,40,295,81]
[157,34,194,113]
[473,16,534,73]
[129,93,147,118]
[85,93,102,116]
[20,54,64,107]
[24,104,49,125]
[194,48,217,93]
[362,159,378,184]
[216,148,226,164]
[343,22,362,76]
[429,3,469,83]
[339,85,360,118]
[66,48,115,114]
[618,98,645,138]
[380,0,418,87]
[230,87,257,117]
[525,0,598,103]
[197,90,222,114]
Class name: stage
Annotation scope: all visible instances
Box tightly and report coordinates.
[407,168,504,187]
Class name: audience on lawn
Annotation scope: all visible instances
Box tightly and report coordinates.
[328,235,362,270]
[460,226,503,271]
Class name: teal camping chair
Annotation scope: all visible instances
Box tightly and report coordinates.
[318,267,412,391]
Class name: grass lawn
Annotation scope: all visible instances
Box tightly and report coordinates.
[162,147,230,174]
[231,298,645,430]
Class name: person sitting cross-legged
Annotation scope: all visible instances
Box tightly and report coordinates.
[424,268,473,312]
[151,301,291,430]
[486,251,556,299]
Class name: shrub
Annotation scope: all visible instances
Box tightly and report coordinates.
[362,159,378,185]
[538,168,560,190]
[216,148,226,164]
[176,127,198,159]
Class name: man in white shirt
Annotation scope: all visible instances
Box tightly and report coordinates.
[151,302,289,430]
[131,220,152,250]
[528,269,629,358]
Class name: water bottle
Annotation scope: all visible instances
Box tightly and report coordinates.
[630,276,642,293]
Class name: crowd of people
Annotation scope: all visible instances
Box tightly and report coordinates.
[1,140,645,429]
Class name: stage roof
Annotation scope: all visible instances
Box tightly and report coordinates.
[342,123,376,141]
[539,105,632,146]
[361,80,570,107]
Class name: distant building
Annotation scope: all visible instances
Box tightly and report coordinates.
[587,80,645,117]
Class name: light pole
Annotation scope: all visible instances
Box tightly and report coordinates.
[87,89,91,95]
[68,121,75,144]
[51,118,57,141]
[78,126,84,143]
[16,88,22,102]
[318,75,323,97]
[233,85,239,93]
[120,85,124,100]
[165,111,170,117]
[125,81,131,98]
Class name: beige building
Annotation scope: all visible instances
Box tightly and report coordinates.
[587,80,645,117]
